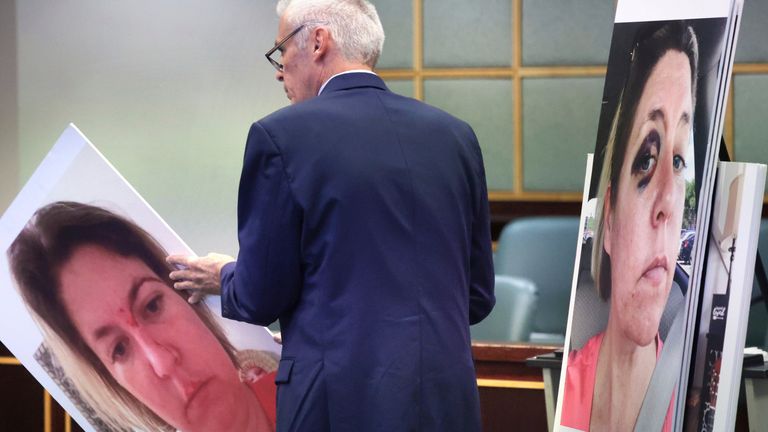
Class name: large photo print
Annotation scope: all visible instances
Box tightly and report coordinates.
[557,17,727,431]
[0,126,280,432]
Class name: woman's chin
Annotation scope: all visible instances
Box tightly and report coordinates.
[622,320,660,348]
[627,331,656,348]
[183,380,246,432]
[613,302,666,348]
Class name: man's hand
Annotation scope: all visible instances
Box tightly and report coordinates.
[166,253,235,304]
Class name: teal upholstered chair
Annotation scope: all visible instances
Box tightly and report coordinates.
[746,218,768,348]
[470,275,538,342]
[494,216,580,344]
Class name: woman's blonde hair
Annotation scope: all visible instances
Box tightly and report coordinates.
[592,22,699,300]
[8,201,239,431]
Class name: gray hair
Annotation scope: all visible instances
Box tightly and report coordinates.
[277,0,385,68]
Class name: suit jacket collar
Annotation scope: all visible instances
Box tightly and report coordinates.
[319,72,388,95]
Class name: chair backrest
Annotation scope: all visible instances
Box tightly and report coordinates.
[470,275,538,342]
[757,218,768,289]
[495,216,580,340]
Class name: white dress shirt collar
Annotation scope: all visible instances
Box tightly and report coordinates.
[318,69,378,95]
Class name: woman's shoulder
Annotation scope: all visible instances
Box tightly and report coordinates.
[569,332,603,368]
[237,350,279,427]
[561,332,604,430]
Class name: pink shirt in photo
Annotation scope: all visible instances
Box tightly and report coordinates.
[561,332,673,431]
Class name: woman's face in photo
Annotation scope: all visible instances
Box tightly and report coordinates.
[58,244,249,431]
[604,50,692,347]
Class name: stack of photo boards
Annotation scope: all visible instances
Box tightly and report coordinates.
[555,0,768,431]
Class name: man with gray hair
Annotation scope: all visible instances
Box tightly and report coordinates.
[168,0,494,430]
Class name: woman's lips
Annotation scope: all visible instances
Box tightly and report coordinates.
[641,255,668,286]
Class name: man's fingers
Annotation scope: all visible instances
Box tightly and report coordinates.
[188,292,204,304]
[173,281,197,291]
[166,254,194,268]
[169,269,197,281]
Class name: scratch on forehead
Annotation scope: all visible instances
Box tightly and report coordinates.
[116,307,138,327]
[91,276,154,340]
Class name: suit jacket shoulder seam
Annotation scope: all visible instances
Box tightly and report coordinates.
[253,121,304,212]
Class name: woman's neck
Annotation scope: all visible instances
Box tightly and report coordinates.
[590,316,658,431]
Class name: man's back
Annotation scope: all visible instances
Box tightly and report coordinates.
[222,73,494,431]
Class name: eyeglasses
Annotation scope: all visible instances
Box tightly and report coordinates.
[265,24,306,72]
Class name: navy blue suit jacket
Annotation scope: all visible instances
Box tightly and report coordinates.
[220,73,494,431]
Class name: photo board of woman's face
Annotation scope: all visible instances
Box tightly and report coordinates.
[0,125,281,432]
[556,13,729,432]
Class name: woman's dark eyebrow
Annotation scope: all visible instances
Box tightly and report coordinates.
[648,108,665,123]
[126,276,159,309]
[93,325,116,341]
[92,276,162,341]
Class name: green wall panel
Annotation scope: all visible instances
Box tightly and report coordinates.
[16,0,285,256]
[522,77,603,191]
[735,0,768,63]
[0,0,17,212]
[734,75,768,191]
[522,0,613,66]
[385,79,415,98]
[371,0,413,68]
[424,0,512,68]
[424,79,514,191]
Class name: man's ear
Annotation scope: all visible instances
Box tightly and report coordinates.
[603,184,613,256]
[311,27,330,59]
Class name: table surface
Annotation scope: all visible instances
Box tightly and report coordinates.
[526,350,563,369]
[744,361,768,379]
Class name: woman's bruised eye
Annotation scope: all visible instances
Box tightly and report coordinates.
[631,129,661,189]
